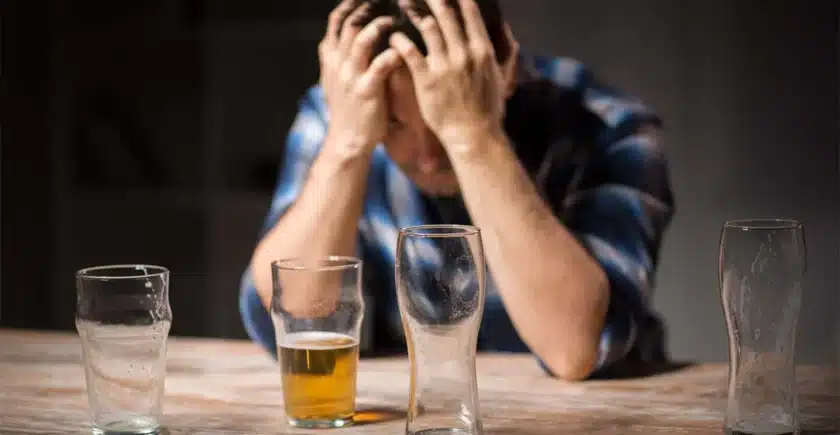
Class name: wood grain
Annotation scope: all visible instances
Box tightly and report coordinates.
[0,329,836,435]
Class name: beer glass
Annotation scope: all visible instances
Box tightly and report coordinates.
[396,225,486,435]
[271,256,364,429]
[719,219,805,435]
[75,265,172,435]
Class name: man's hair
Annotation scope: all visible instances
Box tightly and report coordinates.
[339,0,511,64]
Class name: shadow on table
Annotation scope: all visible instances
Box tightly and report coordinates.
[352,406,406,426]
[588,361,695,380]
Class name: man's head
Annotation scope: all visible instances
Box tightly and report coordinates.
[337,0,513,196]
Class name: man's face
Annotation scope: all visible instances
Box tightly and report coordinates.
[383,65,461,197]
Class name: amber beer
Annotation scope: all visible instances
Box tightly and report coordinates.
[279,331,359,427]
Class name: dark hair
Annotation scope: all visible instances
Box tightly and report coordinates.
[339,0,511,64]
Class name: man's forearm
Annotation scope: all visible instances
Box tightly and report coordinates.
[250,136,372,311]
[448,128,610,380]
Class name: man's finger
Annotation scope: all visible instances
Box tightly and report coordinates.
[459,0,492,47]
[347,16,395,71]
[426,0,467,61]
[408,14,446,60]
[357,48,402,93]
[502,23,520,75]
[390,32,429,76]
[324,0,356,47]
[338,3,370,55]
[503,22,518,53]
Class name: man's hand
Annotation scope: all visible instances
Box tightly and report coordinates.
[388,0,519,154]
[319,1,402,157]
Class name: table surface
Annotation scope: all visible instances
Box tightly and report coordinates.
[0,329,836,435]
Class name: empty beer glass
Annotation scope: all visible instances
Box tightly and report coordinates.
[75,265,172,435]
[719,219,805,435]
[271,257,364,429]
[396,225,486,435]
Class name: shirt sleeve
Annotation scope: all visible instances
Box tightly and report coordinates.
[239,86,329,356]
[542,58,676,376]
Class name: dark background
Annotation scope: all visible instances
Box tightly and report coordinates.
[2,0,838,369]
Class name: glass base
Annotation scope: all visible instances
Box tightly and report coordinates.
[409,429,473,435]
[92,417,160,435]
[288,416,354,429]
[725,420,797,435]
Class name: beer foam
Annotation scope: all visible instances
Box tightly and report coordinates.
[280,331,358,350]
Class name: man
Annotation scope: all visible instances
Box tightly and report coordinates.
[240,0,675,381]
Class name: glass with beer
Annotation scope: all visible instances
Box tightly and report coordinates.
[271,256,364,429]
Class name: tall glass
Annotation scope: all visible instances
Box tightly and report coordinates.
[271,256,364,429]
[75,265,172,435]
[396,225,486,435]
[719,219,805,435]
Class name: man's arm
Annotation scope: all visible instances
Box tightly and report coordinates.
[447,127,610,381]
[244,4,400,328]
[447,55,674,379]
[449,116,673,381]
[249,90,373,311]
[239,88,373,353]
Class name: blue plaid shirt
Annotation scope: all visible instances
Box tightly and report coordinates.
[240,53,675,378]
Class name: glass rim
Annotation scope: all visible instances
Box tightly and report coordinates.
[272,256,362,272]
[76,264,169,280]
[723,218,803,230]
[399,224,480,238]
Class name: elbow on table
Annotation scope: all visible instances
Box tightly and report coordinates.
[539,344,600,381]
[537,280,609,381]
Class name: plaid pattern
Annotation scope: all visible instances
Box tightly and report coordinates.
[240,53,675,377]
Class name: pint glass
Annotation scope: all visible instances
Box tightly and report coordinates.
[271,257,364,428]
[719,219,805,435]
[396,225,486,435]
[75,264,171,435]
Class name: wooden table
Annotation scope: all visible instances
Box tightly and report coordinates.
[0,329,836,434]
